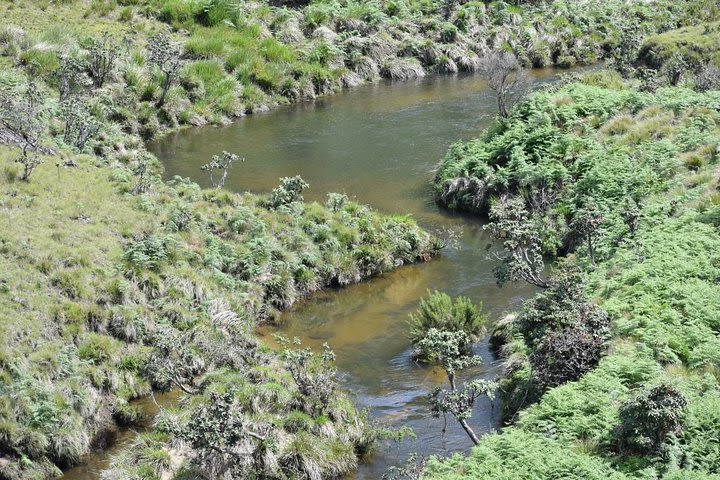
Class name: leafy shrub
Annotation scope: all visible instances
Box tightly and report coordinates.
[325,192,348,212]
[530,326,605,391]
[614,383,688,455]
[123,235,177,272]
[517,267,610,349]
[267,175,309,209]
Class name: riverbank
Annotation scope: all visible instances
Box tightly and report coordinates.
[0,137,440,480]
[2,0,716,145]
[427,70,720,478]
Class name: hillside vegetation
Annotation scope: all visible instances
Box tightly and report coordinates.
[429,71,720,478]
[0,4,446,471]
[1,0,720,479]
[639,21,720,70]
[1,0,717,139]
[0,139,440,479]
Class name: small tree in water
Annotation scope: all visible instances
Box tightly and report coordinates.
[478,51,532,118]
[201,151,242,189]
[382,454,427,480]
[418,328,497,445]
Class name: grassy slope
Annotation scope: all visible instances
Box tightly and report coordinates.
[639,21,720,69]
[0,139,438,479]
[3,0,717,138]
[426,73,720,478]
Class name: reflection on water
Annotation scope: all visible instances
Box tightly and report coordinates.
[64,69,569,480]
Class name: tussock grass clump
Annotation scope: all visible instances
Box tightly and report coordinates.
[408,291,487,359]
[380,56,426,80]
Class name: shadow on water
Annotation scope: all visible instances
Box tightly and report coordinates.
[63,68,579,479]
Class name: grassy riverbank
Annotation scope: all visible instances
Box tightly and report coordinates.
[0,139,439,479]
[2,0,717,140]
[428,70,720,478]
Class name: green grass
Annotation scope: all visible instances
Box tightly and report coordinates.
[0,141,439,478]
[3,0,716,139]
[640,21,720,69]
[427,71,720,479]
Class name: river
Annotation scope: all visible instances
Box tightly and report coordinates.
[63,68,565,480]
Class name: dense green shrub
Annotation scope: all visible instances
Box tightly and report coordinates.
[614,383,688,455]
[427,71,720,478]
[267,175,310,209]
[408,291,486,356]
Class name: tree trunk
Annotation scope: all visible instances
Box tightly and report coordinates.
[587,234,595,265]
[158,74,171,108]
[458,418,480,445]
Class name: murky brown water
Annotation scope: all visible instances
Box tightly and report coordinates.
[64,69,571,479]
[61,391,181,480]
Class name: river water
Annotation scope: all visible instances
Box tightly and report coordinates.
[64,69,565,480]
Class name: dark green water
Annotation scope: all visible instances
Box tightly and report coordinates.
[64,69,567,479]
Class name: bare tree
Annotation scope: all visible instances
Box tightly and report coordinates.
[146,33,183,108]
[0,82,45,180]
[478,51,532,118]
[88,32,119,88]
